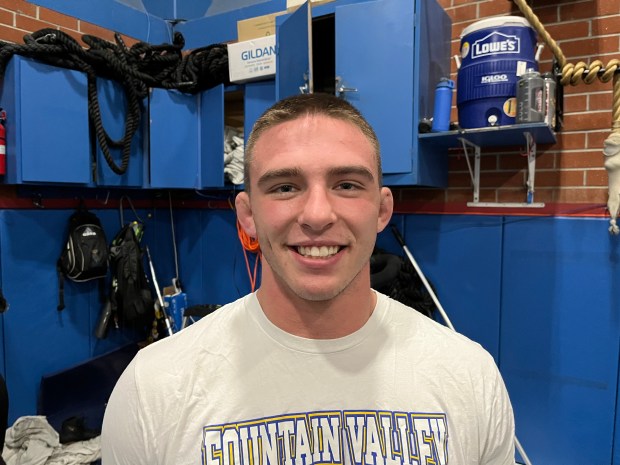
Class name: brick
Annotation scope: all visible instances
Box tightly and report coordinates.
[589,91,613,112]
[537,169,585,187]
[587,130,613,149]
[0,23,23,43]
[497,152,531,170]
[448,3,478,25]
[0,8,14,26]
[15,14,54,33]
[531,5,559,25]
[555,131,587,150]
[563,94,587,113]
[592,16,620,35]
[448,171,475,188]
[544,20,590,42]
[481,170,525,189]
[560,0,596,21]
[562,111,613,131]
[558,150,606,169]
[38,7,78,30]
[585,168,609,186]
[0,0,36,17]
[478,0,519,18]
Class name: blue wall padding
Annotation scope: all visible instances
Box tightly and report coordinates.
[500,216,620,465]
[401,214,504,359]
[1,208,619,465]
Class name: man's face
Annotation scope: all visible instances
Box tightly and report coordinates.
[236,114,393,304]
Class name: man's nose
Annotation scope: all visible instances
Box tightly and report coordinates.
[298,187,337,231]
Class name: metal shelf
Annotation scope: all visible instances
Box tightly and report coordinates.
[419,123,557,207]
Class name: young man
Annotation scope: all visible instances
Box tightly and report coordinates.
[101,93,515,464]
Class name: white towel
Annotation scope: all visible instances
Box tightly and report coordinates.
[2,416,100,465]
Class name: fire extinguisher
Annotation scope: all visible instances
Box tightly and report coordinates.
[0,108,6,176]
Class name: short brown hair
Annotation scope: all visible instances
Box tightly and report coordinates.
[244,93,382,190]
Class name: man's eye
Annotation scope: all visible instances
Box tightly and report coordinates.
[274,184,296,194]
[337,182,358,190]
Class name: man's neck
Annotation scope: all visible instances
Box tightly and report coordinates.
[256,275,376,339]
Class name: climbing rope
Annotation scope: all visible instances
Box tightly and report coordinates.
[512,0,620,234]
[0,28,230,175]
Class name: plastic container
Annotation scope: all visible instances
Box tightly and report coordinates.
[431,78,454,132]
[542,72,557,128]
[516,69,544,123]
[457,16,538,128]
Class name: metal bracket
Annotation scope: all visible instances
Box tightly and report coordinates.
[462,131,545,208]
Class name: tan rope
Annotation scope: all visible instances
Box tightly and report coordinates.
[513,0,620,133]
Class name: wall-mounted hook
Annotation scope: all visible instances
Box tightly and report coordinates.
[31,193,44,209]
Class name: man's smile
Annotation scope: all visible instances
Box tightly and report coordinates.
[295,245,343,259]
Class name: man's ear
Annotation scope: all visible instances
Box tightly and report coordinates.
[235,192,257,237]
[377,187,394,233]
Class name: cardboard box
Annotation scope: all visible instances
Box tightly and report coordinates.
[227,35,276,84]
[237,11,286,42]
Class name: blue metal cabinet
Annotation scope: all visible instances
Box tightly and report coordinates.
[149,85,225,189]
[0,56,91,185]
[95,78,148,187]
[270,0,451,187]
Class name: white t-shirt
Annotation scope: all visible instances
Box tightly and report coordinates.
[101,292,515,465]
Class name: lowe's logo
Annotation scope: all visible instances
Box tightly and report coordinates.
[472,32,519,59]
[241,45,275,61]
[481,74,509,83]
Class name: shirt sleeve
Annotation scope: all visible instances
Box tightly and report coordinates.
[480,356,516,465]
[101,355,155,465]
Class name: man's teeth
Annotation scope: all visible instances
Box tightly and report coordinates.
[297,245,340,258]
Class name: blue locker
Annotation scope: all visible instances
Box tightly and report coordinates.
[0,56,91,185]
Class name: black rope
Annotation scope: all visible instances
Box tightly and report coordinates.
[0,29,230,175]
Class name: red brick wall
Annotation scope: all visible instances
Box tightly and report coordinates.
[405,0,620,207]
[0,0,133,45]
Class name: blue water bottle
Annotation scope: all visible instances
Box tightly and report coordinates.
[431,78,455,132]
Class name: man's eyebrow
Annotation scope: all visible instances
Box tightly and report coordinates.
[256,167,301,188]
[327,166,376,182]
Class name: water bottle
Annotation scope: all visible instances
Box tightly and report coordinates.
[516,69,544,123]
[431,78,454,132]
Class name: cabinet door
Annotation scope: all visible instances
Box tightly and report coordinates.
[149,88,199,189]
[335,0,414,175]
[199,85,225,188]
[276,2,310,100]
[0,57,91,185]
[150,86,225,189]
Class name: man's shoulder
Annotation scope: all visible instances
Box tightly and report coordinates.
[133,294,251,368]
